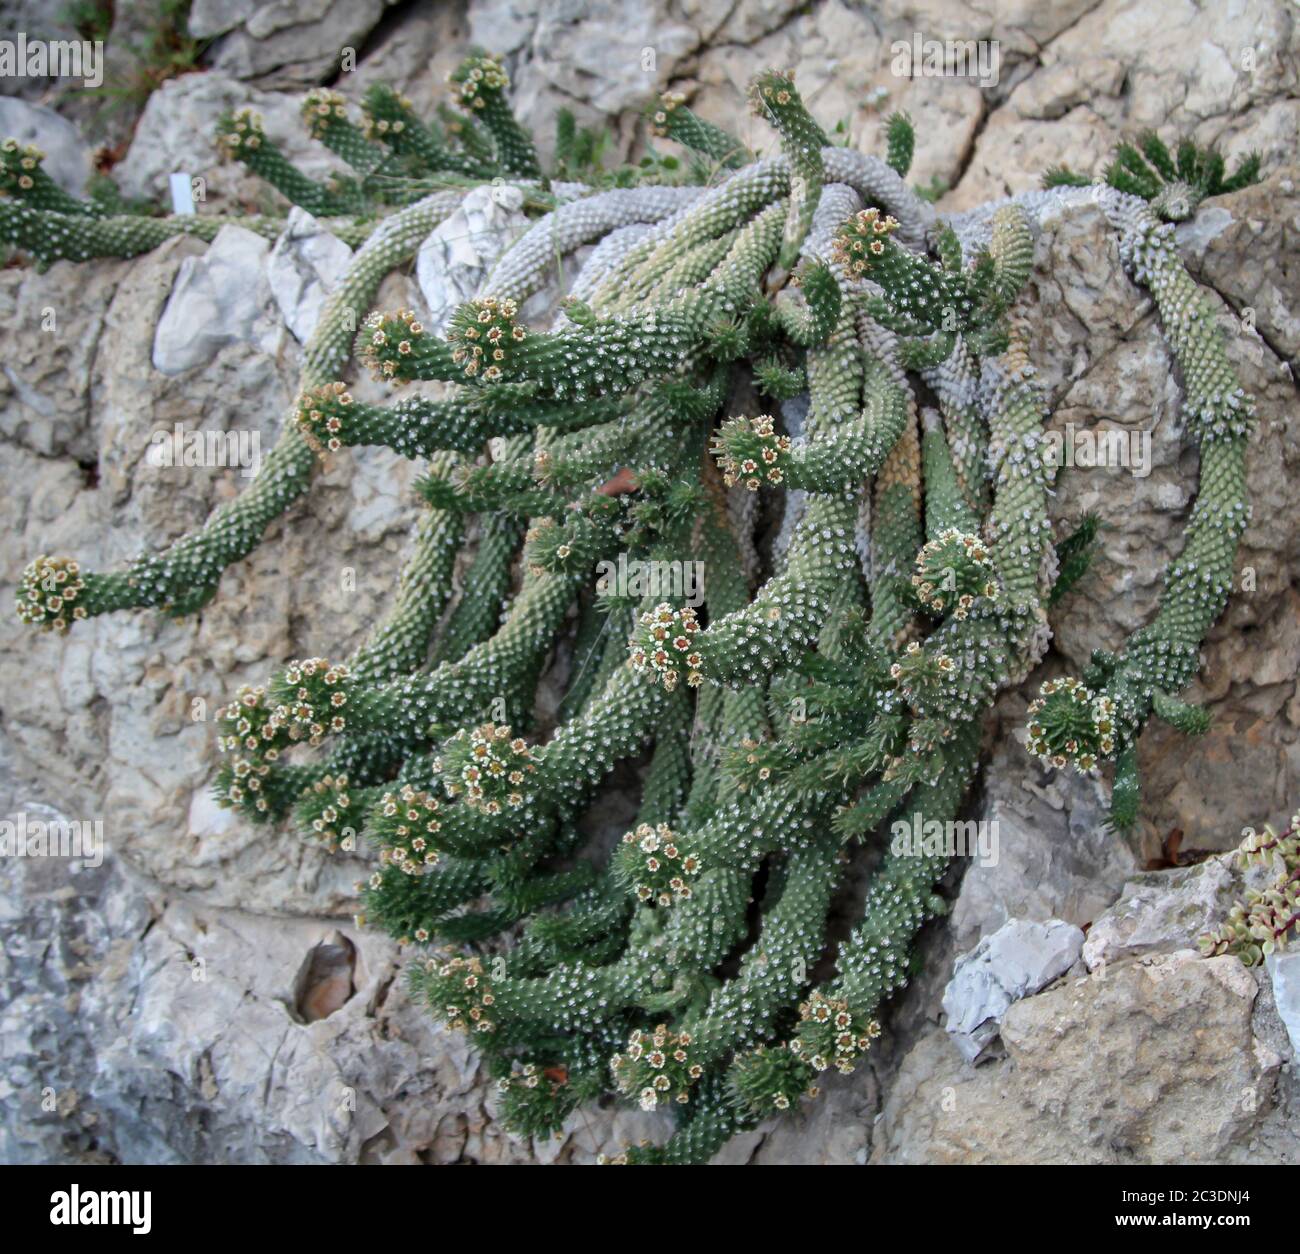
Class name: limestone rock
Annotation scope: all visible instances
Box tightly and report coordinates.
[942,918,1084,1062]
[485,1,700,119]
[153,225,283,374]
[336,3,477,125]
[948,720,1138,957]
[1179,173,1300,375]
[1265,952,1300,1057]
[1082,854,1272,971]
[875,952,1280,1163]
[0,257,122,460]
[0,788,677,1164]
[1002,954,1278,1160]
[944,0,1300,211]
[266,208,353,344]
[190,0,399,87]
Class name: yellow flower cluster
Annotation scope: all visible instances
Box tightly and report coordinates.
[362,308,426,379]
[15,555,85,632]
[437,722,538,814]
[0,138,43,192]
[711,414,792,490]
[215,109,264,158]
[616,822,702,905]
[375,782,444,877]
[629,602,704,691]
[449,296,527,382]
[295,380,354,455]
[831,206,900,278]
[788,992,881,1077]
[1026,677,1116,771]
[648,91,687,137]
[301,88,350,139]
[451,56,510,109]
[429,956,497,1034]
[611,1024,702,1111]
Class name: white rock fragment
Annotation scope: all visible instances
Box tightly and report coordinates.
[266,208,353,344]
[153,225,281,374]
[1081,855,1273,971]
[943,917,1084,1062]
[1265,952,1300,1058]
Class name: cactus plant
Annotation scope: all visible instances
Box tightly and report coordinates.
[9,66,1264,1163]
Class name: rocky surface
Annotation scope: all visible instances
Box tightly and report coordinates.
[874,951,1286,1164]
[872,801,1300,1165]
[190,0,400,88]
[153,225,285,373]
[942,918,1085,1061]
[266,209,354,345]
[0,0,1297,1165]
[1266,953,1300,1056]
[0,777,673,1165]
[1081,856,1271,972]
[949,711,1140,953]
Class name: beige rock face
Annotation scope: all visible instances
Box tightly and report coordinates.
[0,259,119,462]
[190,0,401,88]
[874,953,1280,1164]
[1179,174,1300,375]
[1,0,1298,1166]
[0,811,671,1164]
[945,0,1299,210]
[1,239,428,919]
